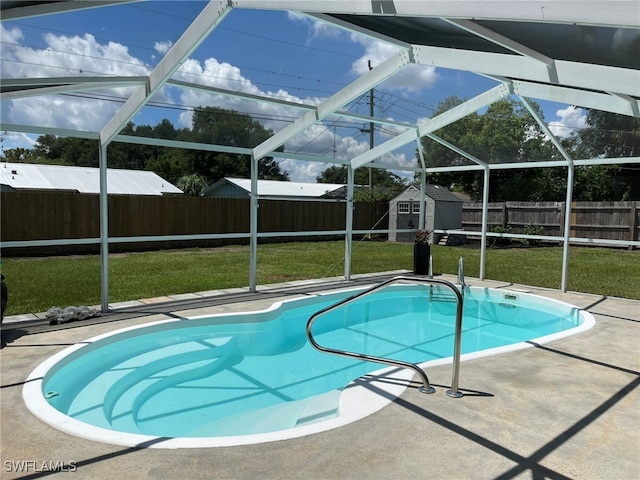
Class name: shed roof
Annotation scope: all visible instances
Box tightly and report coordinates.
[393,185,463,203]
[0,163,182,196]
[203,178,346,198]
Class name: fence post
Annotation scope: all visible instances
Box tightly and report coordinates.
[557,202,565,246]
[630,203,638,251]
[501,202,508,227]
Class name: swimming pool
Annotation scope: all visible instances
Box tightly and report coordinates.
[24,283,594,448]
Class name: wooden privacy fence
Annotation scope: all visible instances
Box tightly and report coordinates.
[0,191,389,256]
[462,201,640,243]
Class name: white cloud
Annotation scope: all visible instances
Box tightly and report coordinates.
[154,40,173,55]
[350,35,438,93]
[278,158,330,183]
[0,22,414,183]
[0,131,37,151]
[548,106,587,138]
[286,11,346,42]
[286,13,438,93]
[1,23,23,44]
[0,24,152,131]
[174,57,308,129]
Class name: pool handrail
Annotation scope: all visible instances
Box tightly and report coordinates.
[306,276,465,398]
[457,256,466,288]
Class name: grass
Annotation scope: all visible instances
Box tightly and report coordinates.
[1,241,639,316]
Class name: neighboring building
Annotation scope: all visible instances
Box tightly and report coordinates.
[0,163,182,196]
[389,185,464,244]
[201,177,347,200]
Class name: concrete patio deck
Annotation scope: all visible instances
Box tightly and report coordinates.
[1,273,638,479]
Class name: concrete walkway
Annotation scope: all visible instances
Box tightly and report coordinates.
[1,274,638,479]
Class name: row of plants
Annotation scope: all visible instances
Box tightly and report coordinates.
[488,223,545,248]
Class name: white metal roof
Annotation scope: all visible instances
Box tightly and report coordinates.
[0,163,183,196]
[216,178,346,198]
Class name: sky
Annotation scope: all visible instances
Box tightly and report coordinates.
[0,1,588,183]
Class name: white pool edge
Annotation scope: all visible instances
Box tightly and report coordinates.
[22,290,596,449]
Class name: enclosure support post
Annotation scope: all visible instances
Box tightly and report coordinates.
[98,144,109,313]
[249,155,259,292]
[561,161,574,292]
[419,168,427,231]
[480,166,490,280]
[345,164,354,281]
[416,138,427,231]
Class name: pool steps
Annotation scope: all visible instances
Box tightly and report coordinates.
[101,337,236,423]
[70,335,339,437]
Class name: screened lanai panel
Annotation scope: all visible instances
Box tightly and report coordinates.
[327,15,515,54]
[328,15,640,71]
[3,87,143,134]
[276,113,371,159]
[476,21,640,70]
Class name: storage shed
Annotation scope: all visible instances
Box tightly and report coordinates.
[389,185,464,244]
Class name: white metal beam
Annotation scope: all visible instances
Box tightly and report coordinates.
[518,95,573,163]
[166,79,415,129]
[1,80,147,101]
[561,162,575,292]
[425,156,640,173]
[344,164,354,281]
[606,92,640,118]
[99,1,232,145]
[0,123,99,139]
[442,19,558,83]
[417,83,513,136]
[98,144,109,312]
[513,81,640,118]
[253,49,412,161]
[113,134,253,155]
[249,154,258,292]
[426,133,488,167]
[350,128,418,170]
[0,1,141,21]
[231,1,640,28]
[412,46,640,97]
[1,76,146,88]
[269,151,350,165]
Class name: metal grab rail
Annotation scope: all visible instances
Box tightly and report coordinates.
[306,276,465,397]
[457,256,466,288]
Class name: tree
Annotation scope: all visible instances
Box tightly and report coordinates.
[15,111,290,187]
[420,97,564,201]
[186,106,288,184]
[316,165,407,201]
[176,173,208,196]
[0,147,38,163]
[567,109,640,200]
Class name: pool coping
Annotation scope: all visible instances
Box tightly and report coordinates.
[21,282,596,449]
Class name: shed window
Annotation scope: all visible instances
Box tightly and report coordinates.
[412,203,421,214]
[398,202,409,213]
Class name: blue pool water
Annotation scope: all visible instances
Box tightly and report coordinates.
[34,284,585,442]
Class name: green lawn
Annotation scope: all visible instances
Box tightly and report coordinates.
[1,241,638,316]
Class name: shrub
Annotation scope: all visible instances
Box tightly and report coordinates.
[521,223,544,246]
[488,225,512,248]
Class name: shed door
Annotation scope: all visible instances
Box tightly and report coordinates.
[396,201,420,242]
